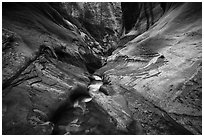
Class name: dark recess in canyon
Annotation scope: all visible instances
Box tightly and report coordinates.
[2,2,202,135]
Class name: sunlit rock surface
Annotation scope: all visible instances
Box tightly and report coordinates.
[96,2,202,134]
[2,2,202,135]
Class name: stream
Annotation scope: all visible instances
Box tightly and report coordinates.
[50,73,144,135]
[51,75,120,134]
[50,72,194,135]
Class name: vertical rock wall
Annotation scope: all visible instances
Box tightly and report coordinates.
[96,2,202,134]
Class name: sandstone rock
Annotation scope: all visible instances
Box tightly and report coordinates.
[98,3,202,134]
[2,2,202,135]
[96,2,202,135]
[2,2,101,134]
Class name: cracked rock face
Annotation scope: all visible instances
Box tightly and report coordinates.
[96,2,202,135]
[2,2,101,135]
[2,2,202,135]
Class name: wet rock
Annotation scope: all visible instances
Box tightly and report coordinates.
[92,75,102,81]
[2,2,202,135]
[88,81,103,92]
[2,2,109,134]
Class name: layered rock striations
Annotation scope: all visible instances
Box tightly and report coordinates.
[96,2,202,134]
[2,2,202,135]
[2,2,103,134]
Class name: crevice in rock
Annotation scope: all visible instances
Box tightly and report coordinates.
[85,62,103,74]
[2,2,201,135]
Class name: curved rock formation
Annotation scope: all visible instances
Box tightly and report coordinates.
[97,2,202,135]
[2,2,102,134]
[2,2,202,135]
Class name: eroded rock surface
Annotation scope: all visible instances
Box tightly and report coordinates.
[96,2,202,134]
[2,2,202,135]
[2,2,100,134]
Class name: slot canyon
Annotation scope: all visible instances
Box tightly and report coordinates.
[2,2,202,135]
